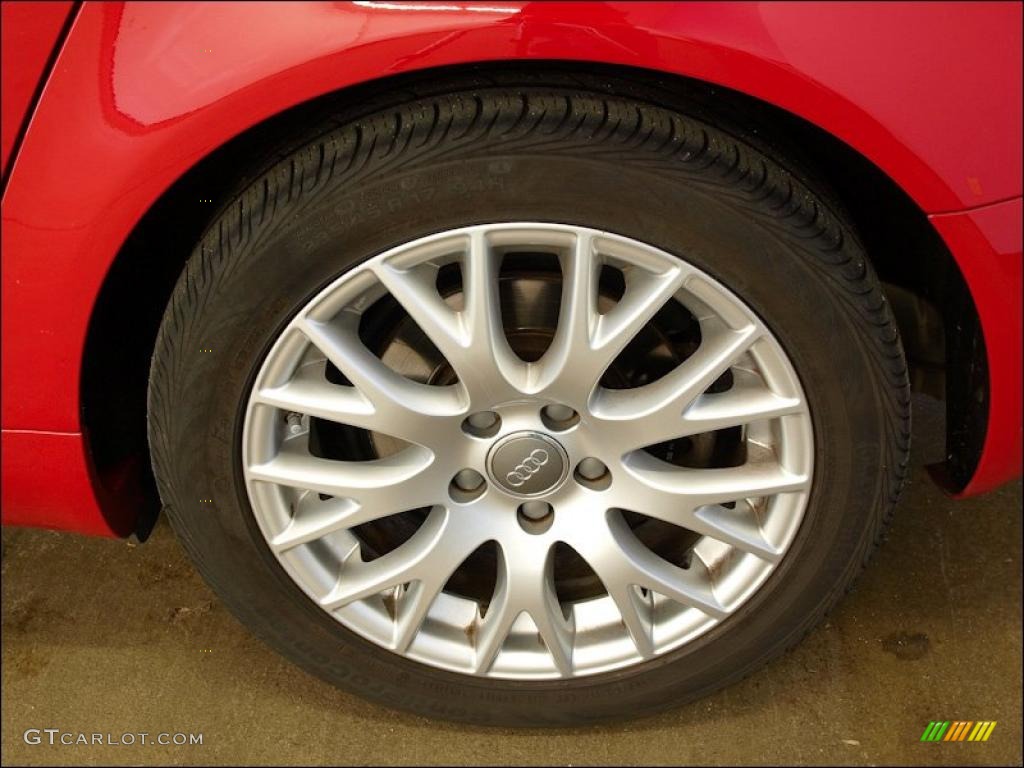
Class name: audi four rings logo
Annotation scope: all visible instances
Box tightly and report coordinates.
[505,449,550,486]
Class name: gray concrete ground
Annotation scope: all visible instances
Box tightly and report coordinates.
[2,397,1021,766]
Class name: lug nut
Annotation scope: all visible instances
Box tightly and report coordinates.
[517,501,554,533]
[577,457,607,480]
[542,404,575,423]
[462,411,501,438]
[468,411,498,430]
[453,469,484,492]
[519,501,552,520]
[575,457,611,490]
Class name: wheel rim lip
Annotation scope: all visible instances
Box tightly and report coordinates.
[241,222,814,681]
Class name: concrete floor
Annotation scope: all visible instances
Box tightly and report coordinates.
[2,397,1021,766]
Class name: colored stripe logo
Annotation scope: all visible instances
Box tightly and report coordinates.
[920,721,996,742]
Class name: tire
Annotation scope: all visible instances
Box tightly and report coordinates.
[148,80,910,726]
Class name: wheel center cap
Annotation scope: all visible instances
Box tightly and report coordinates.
[487,432,568,497]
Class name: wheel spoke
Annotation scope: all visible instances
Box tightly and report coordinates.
[572,511,729,621]
[270,495,364,553]
[594,265,687,368]
[691,501,782,563]
[622,451,810,506]
[473,543,575,676]
[592,320,761,447]
[372,259,467,373]
[249,445,444,524]
[392,580,445,653]
[612,451,808,560]
[539,233,685,400]
[461,230,529,400]
[606,583,655,658]
[319,508,445,610]
[536,231,599,391]
[675,368,803,436]
[320,508,482,615]
[255,368,451,447]
[374,233,527,403]
[295,315,464,446]
[256,372,373,428]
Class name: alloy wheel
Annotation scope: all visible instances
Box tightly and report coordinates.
[242,223,813,680]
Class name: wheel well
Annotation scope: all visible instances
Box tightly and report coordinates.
[80,61,982,539]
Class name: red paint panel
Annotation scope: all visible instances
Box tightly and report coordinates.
[0,1,73,176]
[4,1,1021,431]
[1,2,1020,531]
[1,430,118,536]
[930,197,1023,497]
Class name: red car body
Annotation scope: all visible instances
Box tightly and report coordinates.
[2,1,1021,538]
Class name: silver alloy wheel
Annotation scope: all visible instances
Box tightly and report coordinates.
[242,223,813,680]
